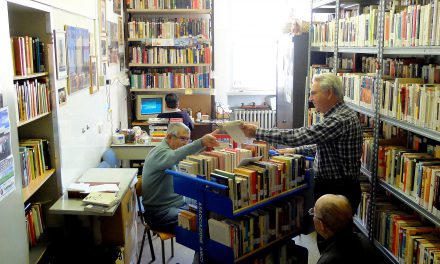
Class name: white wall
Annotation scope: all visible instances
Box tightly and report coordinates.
[36,0,128,188]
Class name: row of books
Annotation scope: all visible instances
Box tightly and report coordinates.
[128,18,210,39]
[381,79,440,130]
[15,78,51,122]
[377,145,440,216]
[307,108,324,127]
[384,2,440,47]
[361,129,374,170]
[149,124,167,142]
[327,57,354,71]
[11,36,45,76]
[374,199,440,264]
[178,209,197,231]
[19,139,51,187]
[126,0,211,10]
[355,181,371,230]
[129,45,212,64]
[208,196,304,258]
[130,68,211,89]
[339,72,377,109]
[25,203,45,247]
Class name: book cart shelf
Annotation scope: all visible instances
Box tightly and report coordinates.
[165,156,312,264]
[309,1,440,263]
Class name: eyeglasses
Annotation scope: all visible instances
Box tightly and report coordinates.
[173,135,190,142]
[308,207,325,223]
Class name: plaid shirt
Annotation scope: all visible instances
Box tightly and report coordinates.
[256,102,362,180]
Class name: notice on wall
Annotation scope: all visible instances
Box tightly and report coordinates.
[0,107,15,202]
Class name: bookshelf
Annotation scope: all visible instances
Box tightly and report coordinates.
[6,2,62,263]
[167,168,310,264]
[124,0,215,130]
[308,0,440,263]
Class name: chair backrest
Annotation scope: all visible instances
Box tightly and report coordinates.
[102,148,119,168]
[97,161,111,168]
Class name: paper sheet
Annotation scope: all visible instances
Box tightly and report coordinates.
[219,120,249,144]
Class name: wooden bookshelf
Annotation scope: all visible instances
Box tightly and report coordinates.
[22,168,56,202]
[127,38,211,44]
[129,63,211,68]
[127,9,211,14]
[17,112,51,127]
[130,88,214,94]
[13,72,48,81]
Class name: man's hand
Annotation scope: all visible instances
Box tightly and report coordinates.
[240,123,257,138]
[201,129,220,148]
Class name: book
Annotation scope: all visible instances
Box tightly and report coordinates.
[219,120,248,144]
[82,192,119,207]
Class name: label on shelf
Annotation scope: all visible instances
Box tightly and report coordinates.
[151,38,174,46]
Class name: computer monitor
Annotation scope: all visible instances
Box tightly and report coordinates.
[136,94,165,120]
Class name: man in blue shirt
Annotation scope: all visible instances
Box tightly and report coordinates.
[157,93,194,130]
[141,122,219,233]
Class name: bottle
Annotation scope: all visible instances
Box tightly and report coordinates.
[196,110,202,121]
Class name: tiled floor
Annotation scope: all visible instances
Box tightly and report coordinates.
[135,217,321,264]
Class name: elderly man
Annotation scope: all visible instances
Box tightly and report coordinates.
[142,122,219,233]
[311,194,381,264]
[240,73,363,213]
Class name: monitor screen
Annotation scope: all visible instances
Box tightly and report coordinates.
[140,97,163,115]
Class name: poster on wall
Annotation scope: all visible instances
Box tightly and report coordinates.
[65,25,91,94]
[0,107,15,202]
[107,21,119,64]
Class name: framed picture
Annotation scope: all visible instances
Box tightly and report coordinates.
[100,0,106,34]
[100,37,108,61]
[65,25,90,94]
[58,87,67,105]
[89,56,98,94]
[118,16,123,45]
[113,0,121,15]
[54,30,67,79]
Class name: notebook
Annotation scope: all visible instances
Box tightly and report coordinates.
[82,192,119,207]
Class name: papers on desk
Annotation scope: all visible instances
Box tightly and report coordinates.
[83,192,119,207]
[67,183,119,198]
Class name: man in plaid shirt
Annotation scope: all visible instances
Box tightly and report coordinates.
[241,73,363,213]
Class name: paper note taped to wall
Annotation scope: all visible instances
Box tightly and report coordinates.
[219,120,248,144]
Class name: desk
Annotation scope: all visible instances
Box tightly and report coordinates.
[111,142,159,161]
[49,168,138,263]
[50,168,137,216]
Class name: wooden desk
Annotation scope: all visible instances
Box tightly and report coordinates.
[49,168,138,263]
[111,142,159,161]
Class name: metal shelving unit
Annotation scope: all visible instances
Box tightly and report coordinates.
[308,1,440,262]
[353,217,369,237]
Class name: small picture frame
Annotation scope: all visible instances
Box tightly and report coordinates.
[90,56,98,94]
[118,16,124,45]
[101,61,107,76]
[113,0,121,15]
[54,30,67,80]
[100,37,108,61]
[100,0,106,34]
[58,87,67,105]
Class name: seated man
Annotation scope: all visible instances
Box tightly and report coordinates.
[157,93,194,131]
[311,194,382,264]
[141,122,219,233]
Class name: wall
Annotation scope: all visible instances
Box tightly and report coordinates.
[34,0,128,188]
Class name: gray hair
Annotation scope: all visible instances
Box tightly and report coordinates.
[167,122,190,136]
[313,73,344,100]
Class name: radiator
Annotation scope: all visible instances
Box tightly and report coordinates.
[232,109,277,129]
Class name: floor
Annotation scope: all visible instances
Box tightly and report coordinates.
[135,218,321,264]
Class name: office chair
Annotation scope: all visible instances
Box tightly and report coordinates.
[102,148,120,168]
[135,177,175,264]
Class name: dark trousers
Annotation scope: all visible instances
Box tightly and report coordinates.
[313,179,361,214]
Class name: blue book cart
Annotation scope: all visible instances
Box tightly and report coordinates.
[166,156,313,263]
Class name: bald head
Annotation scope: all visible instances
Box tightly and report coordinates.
[315,194,353,234]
